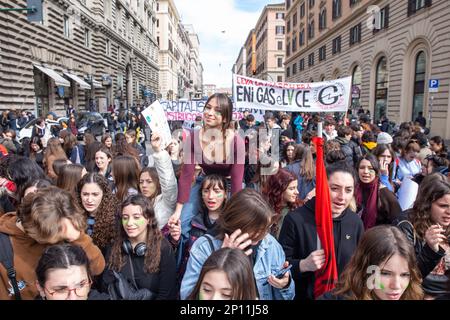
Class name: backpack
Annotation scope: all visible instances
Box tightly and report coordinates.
[0,233,21,300]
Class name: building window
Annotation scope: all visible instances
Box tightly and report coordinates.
[104,0,111,19]
[299,58,305,71]
[292,36,297,52]
[308,20,314,39]
[350,0,359,6]
[293,13,298,27]
[374,57,388,122]
[286,0,291,10]
[319,46,326,61]
[278,41,283,50]
[63,15,70,38]
[412,51,426,121]
[319,9,327,31]
[309,0,315,9]
[276,12,285,19]
[278,57,283,67]
[308,53,314,66]
[373,5,389,33]
[351,65,362,109]
[277,75,283,82]
[286,42,291,57]
[300,3,305,18]
[332,0,342,19]
[85,28,91,48]
[349,23,361,46]
[408,0,432,16]
[299,29,305,46]
[286,66,290,78]
[332,36,341,54]
[106,39,110,56]
[117,46,121,62]
[276,26,285,34]
[287,19,291,33]
[293,63,297,75]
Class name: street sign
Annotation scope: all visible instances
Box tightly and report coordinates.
[429,79,439,93]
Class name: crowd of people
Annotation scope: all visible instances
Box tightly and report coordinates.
[0,92,449,301]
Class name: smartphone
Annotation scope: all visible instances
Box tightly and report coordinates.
[274,264,292,279]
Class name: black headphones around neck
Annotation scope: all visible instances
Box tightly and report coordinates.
[122,239,147,257]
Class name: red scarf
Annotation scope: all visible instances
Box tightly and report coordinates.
[355,178,379,230]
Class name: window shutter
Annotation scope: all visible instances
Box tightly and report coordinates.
[407,0,415,16]
[358,23,362,42]
[385,5,390,28]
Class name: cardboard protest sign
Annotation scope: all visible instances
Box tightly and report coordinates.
[141,100,172,150]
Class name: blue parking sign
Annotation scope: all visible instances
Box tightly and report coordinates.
[429,79,439,92]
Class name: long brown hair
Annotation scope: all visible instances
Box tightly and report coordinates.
[295,144,315,181]
[56,164,84,195]
[202,93,234,162]
[112,155,140,201]
[334,225,423,300]
[77,173,120,249]
[216,188,272,241]
[410,173,450,239]
[108,195,162,273]
[113,132,139,161]
[187,248,258,300]
[44,137,67,162]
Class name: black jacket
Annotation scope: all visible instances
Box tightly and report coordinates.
[396,211,447,295]
[279,198,364,300]
[102,238,177,300]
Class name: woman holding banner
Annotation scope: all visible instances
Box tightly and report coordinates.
[168,93,245,247]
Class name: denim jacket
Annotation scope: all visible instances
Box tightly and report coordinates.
[180,233,295,300]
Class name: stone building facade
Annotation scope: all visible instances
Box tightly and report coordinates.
[285,0,450,138]
[0,0,159,116]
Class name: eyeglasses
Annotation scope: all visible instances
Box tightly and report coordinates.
[44,279,92,299]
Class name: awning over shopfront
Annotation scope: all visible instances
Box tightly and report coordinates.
[92,79,102,88]
[63,72,92,90]
[34,65,70,87]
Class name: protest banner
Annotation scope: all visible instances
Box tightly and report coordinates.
[159,99,265,122]
[233,74,352,112]
[141,100,172,149]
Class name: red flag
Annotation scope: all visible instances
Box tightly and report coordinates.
[312,136,338,298]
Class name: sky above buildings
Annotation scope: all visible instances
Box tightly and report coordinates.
[174,0,284,89]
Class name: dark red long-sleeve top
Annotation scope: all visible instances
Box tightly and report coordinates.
[177,129,245,204]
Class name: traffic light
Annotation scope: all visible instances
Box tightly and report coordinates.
[27,0,43,22]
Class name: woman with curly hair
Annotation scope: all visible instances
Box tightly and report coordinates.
[103,194,177,300]
[320,225,423,300]
[262,168,300,239]
[77,173,120,251]
[397,172,450,299]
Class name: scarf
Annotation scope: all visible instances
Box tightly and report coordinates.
[355,178,379,230]
[363,142,377,151]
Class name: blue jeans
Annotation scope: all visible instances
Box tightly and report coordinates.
[296,129,302,143]
[180,175,204,238]
[175,175,204,271]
